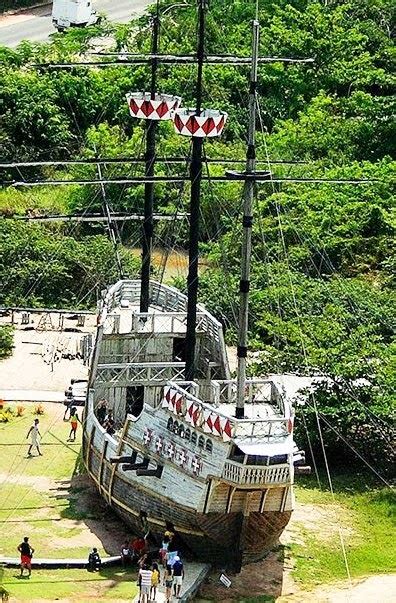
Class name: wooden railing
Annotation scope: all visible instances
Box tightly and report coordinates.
[222,460,291,486]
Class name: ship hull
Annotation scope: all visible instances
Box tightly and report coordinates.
[85,432,291,568]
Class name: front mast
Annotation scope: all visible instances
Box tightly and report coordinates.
[236,21,261,418]
[140,8,160,313]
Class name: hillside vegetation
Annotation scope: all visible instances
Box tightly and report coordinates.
[0,0,394,473]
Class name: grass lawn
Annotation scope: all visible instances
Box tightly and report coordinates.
[0,566,138,601]
[290,472,396,587]
[0,403,108,560]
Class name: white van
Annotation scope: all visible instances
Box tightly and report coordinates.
[52,0,99,31]
[64,378,88,407]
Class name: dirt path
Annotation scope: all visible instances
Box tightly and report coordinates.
[281,574,396,602]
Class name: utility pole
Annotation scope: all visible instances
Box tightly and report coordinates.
[184,0,207,381]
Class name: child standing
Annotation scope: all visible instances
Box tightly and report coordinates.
[150,562,160,601]
[68,408,80,441]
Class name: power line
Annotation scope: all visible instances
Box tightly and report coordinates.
[0,158,306,168]
[2,176,382,187]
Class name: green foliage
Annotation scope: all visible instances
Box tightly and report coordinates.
[0,325,14,360]
[0,221,139,308]
[0,0,37,12]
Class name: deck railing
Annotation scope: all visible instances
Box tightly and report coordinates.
[222,460,291,486]
[95,361,186,384]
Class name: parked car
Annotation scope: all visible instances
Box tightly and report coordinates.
[64,379,88,407]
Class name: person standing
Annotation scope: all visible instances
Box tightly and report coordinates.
[164,564,173,603]
[138,563,152,603]
[150,562,160,601]
[26,419,42,457]
[159,534,170,567]
[68,408,80,442]
[96,399,107,425]
[17,537,34,577]
[172,555,184,599]
[121,540,131,567]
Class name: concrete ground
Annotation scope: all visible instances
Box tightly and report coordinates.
[0,311,94,394]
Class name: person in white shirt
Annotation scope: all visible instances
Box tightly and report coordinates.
[138,564,152,603]
[27,419,42,457]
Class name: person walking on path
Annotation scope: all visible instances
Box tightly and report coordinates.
[150,562,160,601]
[17,537,34,577]
[68,408,80,442]
[26,419,42,457]
[172,555,184,599]
[138,563,152,603]
[164,564,173,603]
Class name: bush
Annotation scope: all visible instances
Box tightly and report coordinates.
[0,0,42,14]
[33,403,45,415]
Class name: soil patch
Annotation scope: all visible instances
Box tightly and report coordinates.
[283,502,354,546]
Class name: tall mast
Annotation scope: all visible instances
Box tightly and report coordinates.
[140,7,160,312]
[236,20,260,418]
[184,0,207,381]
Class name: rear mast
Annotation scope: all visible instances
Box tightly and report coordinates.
[236,21,264,418]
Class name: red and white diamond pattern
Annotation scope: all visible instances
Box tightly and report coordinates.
[126,92,181,121]
[162,386,185,414]
[172,109,228,138]
[162,386,235,441]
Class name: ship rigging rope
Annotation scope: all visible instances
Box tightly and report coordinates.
[256,96,354,588]
[201,148,240,328]
[306,407,393,488]
[155,145,192,289]
[251,92,393,439]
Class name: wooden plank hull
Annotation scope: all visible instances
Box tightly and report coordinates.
[85,434,292,568]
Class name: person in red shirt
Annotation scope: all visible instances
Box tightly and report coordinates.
[17,536,34,577]
[131,537,146,561]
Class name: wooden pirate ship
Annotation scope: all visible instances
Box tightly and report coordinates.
[82,2,309,570]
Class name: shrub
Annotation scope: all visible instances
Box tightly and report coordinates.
[33,403,45,415]
[16,405,25,417]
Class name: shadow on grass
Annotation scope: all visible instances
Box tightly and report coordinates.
[45,450,134,556]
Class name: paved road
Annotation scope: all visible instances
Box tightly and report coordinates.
[0,0,151,47]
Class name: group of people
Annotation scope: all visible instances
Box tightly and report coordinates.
[134,529,185,602]
[17,530,185,601]
[138,556,184,603]
[96,399,115,435]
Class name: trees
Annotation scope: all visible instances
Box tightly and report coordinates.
[0,221,139,308]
